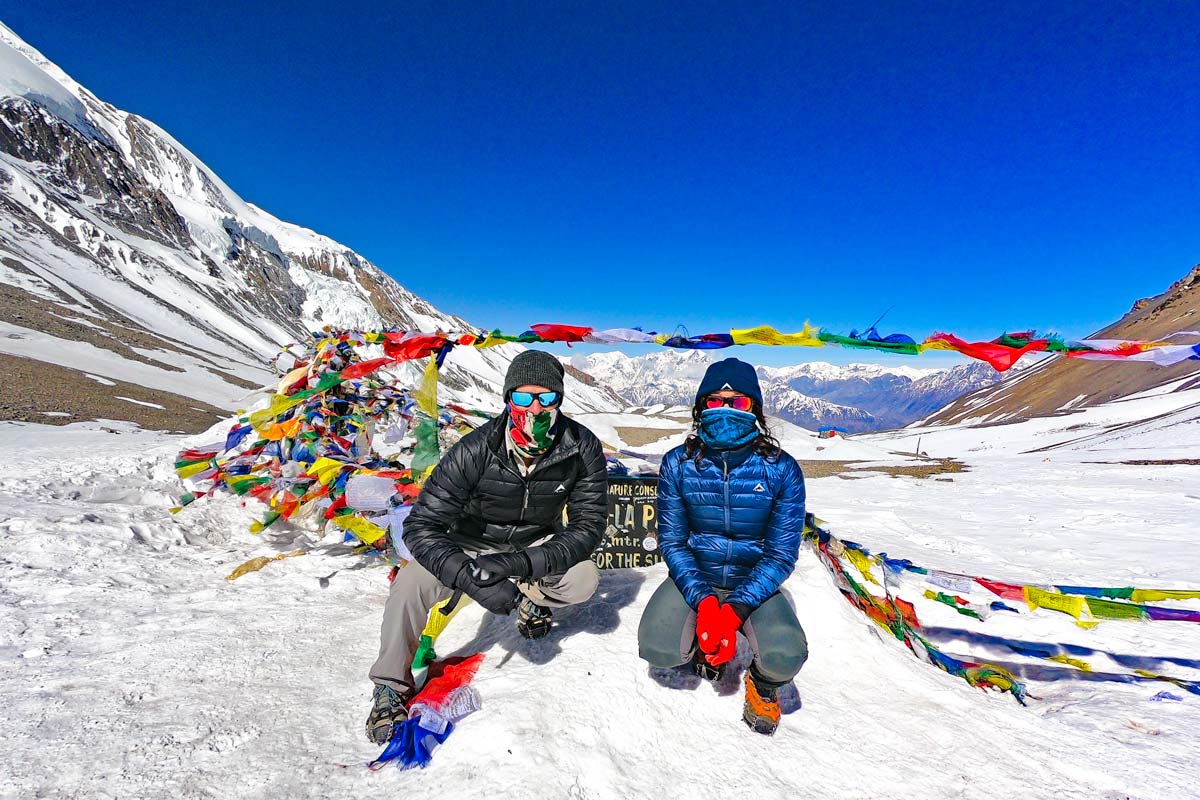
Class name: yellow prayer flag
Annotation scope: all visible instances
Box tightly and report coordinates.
[176,460,213,479]
[730,323,824,347]
[474,332,510,349]
[1024,587,1098,628]
[307,457,350,485]
[1047,654,1093,672]
[249,394,305,430]
[1130,589,1200,603]
[331,514,388,545]
[414,356,439,418]
[225,550,305,581]
[845,547,880,585]
[421,595,472,641]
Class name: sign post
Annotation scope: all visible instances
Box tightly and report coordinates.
[592,476,661,570]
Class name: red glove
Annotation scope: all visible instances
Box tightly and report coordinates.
[706,602,743,667]
[695,596,743,665]
[695,596,723,658]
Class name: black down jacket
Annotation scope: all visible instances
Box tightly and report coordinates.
[404,411,609,587]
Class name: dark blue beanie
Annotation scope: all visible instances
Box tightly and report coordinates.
[696,358,763,407]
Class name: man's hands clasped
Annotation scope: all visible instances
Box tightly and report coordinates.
[451,552,534,615]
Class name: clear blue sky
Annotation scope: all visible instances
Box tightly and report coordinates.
[6,1,1200,367]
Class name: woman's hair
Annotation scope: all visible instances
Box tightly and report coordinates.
[683,395,782,466]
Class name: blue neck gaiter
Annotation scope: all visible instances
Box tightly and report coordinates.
[698,407,759,450]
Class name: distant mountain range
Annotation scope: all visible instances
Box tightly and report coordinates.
[565,349,1005,433]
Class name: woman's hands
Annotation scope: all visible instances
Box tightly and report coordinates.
[696,595,743,666]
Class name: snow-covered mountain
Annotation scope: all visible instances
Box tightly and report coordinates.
[0,21,624,431]
[565,350,1002,433]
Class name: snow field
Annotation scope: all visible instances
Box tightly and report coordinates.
[1,415,1197,799]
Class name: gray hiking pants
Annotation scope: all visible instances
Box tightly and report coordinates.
[637,577,808,685]
[370,556,600,694]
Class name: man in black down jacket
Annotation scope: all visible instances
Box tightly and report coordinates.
[366,350,608,743]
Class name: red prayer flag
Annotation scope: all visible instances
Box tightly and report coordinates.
[928,333,1050,371]
[340,357,394,379]
[529,323,594,342]
[382,333,448,362]
[975,577,1026,601]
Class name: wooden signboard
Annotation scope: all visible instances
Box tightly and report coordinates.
[593,476,661,570]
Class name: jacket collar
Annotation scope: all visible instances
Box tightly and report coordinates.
[710,441,757,471]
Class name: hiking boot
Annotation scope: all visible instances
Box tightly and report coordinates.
[516,597,553,640]
[742,672,781,735]
[691,653,725,683]
[365,683,410,745]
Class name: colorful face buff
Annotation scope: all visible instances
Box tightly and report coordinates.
[507,403,560,458]
[698,407,759,450]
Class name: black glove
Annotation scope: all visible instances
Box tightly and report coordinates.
[453,564,521,615]
[471,552,533,586]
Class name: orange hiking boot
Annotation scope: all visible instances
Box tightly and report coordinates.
[742,673,781,735]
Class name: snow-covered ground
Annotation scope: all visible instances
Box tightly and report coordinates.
[2,388,1198,799]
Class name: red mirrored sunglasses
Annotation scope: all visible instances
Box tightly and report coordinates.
[704,395,754,412]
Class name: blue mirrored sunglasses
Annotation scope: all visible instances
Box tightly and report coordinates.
[510,390,562,408]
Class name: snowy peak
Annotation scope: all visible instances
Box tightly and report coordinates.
[0,21,622,430]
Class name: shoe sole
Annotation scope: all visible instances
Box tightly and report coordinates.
[742,709,779,735]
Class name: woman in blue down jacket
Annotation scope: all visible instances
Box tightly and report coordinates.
[638,357,808,735]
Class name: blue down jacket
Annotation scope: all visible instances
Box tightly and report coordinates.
[657,441,806,612]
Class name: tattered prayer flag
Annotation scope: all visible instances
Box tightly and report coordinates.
[414,357,439,418]
[249,509,282,533]
[925,333,1049,371]
[923,590,982,619]
[249,394,306,430]
[225,549,306,581]
[341,357,394,380]
[844,547,880,585]
[278,365,309,394]
[224,424,253,451]
[1047,654,1094,672]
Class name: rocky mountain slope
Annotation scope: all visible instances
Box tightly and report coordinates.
[0,21,624,431]
[923,265,1200,427]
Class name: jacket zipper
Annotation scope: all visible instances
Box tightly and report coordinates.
[722,456,733,587]
[495,454,530,542]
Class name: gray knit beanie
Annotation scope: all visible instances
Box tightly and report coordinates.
[503,350,565,397]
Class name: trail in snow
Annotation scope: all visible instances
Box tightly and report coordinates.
[1,418,1197,800]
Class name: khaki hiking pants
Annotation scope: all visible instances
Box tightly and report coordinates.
[370,556,600,694]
